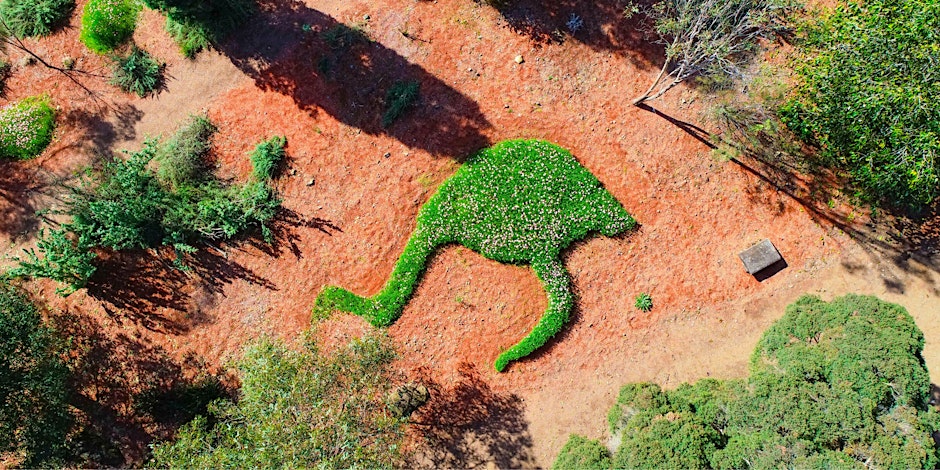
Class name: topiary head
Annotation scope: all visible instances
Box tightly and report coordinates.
[590,188,637,237]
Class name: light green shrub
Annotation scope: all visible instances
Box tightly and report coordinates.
[79,0,140,54]
[0,95,55,159]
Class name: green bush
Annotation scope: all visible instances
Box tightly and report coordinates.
[565,294,940,469]
[164,16,209,59]
[10,117,286,294]
[382,80,419,127]
[144,0,252,57]
[249,135,286,180]
[155,114,216,189]
[634,292,652,312]
[110,46,163,97]
[149,333,404,468]
[79,0,140,54]
[0,95,56,160]
[553,435,612,470]
[0,283,70,467]
[0,0,74,37]
[315,140,637,371]
[781,0,940,207]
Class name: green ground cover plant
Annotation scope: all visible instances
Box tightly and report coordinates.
[314,139,637,372]
[0,282,70,467]
[110,46,162,97]
[149,333,404,468]
[556,294,940,468]
[79,0,140,54]
[634,292,652,312]
[780,0,940,207]
[0,0,74,37]
[10,116,285,294]
[0,95,55,159]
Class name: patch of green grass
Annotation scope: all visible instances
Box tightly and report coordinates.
[634,293,653,312]
[314,140,637,371]
[79,0,140,54]
[0,95,56,160]
[382,80,419,128]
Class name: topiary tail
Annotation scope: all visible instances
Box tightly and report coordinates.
[494,257,573,372]
[312,229,437,327]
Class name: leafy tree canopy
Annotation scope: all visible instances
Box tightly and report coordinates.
[148,333,405,468]
[556,294,940,469]
[780,0,940,207]
[0,283,70,467]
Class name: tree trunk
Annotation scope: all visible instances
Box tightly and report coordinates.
[633,59,670,106]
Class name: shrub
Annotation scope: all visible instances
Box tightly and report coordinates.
[164,16,209,59]
[553,435,612,470]
[0,95,56,160]
[249,135,286,181]
[0,283,71,466]
[382,80,419,127]
[634,292,653,312]
[315,140,637,371]
[0,0,74,37]
[149,333,404,468]
[110,46,162,97]
[781,0,940,207]
[155,114,216,189]
[144,0,252,57]
[10,116,285,294]
[79,0,140,54]
[564,294,940,469]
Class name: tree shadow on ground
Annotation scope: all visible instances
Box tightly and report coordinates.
[217,0,492,159]
[657,102,940,295]
[86,245,276,334]
[51,309,231,467]
[483,0,663,69]
[247,207,342,260]
[408,362,536,468]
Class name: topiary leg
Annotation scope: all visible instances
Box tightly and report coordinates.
[312,228,437,327]
[494,257,573,372]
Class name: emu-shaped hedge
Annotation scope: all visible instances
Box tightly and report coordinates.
[314,139,636,371]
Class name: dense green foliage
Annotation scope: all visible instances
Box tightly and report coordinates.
[0,95,55,160]
[0,0,74,37]
[780,0,940,207]
[143,0,252,58]
[559,294,940,469]
[382,80,419,128]
[0,283,70,467]
[634,292,653,312]
[552,435,612,470]
[79,0,140,54]
[110,46,162,97]
[11,116,285,294]
[149,333,404,468]
[315,140,636,371]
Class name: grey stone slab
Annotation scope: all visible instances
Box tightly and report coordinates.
[739,239,782,274]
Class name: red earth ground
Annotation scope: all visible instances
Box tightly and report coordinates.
[2,0,939,466]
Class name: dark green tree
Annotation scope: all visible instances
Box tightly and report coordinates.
[0,283,70,467]
[558,294,940,469]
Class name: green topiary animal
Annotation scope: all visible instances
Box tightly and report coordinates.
[314,139,637,371]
